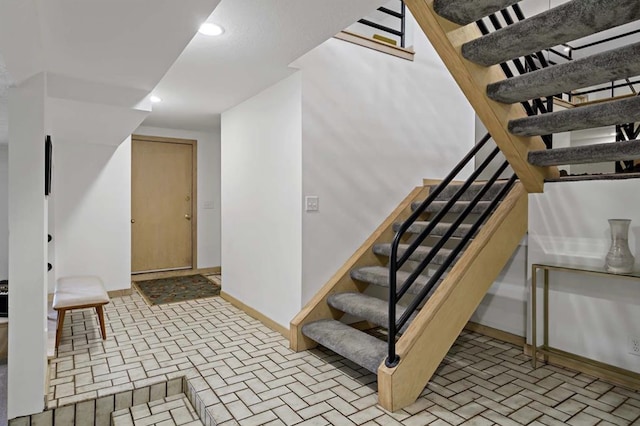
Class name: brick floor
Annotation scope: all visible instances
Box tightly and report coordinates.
[49,293,640,425]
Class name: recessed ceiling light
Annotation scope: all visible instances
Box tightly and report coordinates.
[150,95,162,103]
[199,23,224,36]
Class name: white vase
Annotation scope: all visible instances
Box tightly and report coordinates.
[605,219,635,274]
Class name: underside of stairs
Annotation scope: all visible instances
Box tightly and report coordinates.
[291,0,640,413]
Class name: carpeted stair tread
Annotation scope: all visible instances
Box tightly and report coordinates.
[301,319,386,373]
[529,139,640,166]
[327,292,417,332]
[487,42,640,104]
[350,266,441,296]
[393,221,473,238]
[433,0,520,26]
[427,181,509,201]
[412,200,491,215]
[374,243,459,264]
[462,0,640,67]
[509,96,640,137]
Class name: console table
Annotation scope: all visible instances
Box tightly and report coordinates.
[531,263,640,382]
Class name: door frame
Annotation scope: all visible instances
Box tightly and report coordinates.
[131,134,198,271]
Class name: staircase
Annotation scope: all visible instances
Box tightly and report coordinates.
[292,0,640,413]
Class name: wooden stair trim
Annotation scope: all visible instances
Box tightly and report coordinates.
[405,0,558,192]
[289,184,431,351]
[378,181,528,411]
[334,31,415,61]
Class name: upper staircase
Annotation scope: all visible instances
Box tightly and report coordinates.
[291,0,640,413]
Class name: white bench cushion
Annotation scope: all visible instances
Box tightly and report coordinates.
[53,276,110,309]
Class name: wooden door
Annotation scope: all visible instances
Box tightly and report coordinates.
[131,137,196,273]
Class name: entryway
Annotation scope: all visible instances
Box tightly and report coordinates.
[131,135,197,273]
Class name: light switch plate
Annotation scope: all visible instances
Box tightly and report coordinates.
[305,196,319,212]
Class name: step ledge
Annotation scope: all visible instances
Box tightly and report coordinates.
[334,31,415,61]
[546,172,640,182]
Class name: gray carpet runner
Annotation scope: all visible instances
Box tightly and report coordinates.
[393,221,473,238]
[413,200,490,215]
[374,243,457,264]
[433,0,520,26]
[529,139,640,166]
[508,96,640,136]
[428,181,509,201]
[487,42,640,104]
[328,292,417,332]
[301,320,387,373]
[462,0,640,67]
[350,266,440,296]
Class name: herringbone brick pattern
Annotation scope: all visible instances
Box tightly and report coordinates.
[49,293,640,425]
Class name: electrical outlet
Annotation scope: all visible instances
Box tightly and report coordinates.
[629,336,640,356]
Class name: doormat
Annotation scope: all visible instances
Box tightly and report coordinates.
[134,274,221,306]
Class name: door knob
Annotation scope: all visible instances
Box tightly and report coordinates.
[131,219,135,223]
[185,214,191,220]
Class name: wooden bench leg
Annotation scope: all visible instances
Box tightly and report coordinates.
[95,305,107,340]
[55,309,66,349]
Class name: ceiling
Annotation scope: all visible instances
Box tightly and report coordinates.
[1,0,639,141]
[141,0,386,131]
[0,0,221,145]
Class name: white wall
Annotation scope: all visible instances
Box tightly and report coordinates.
[7,73,48,418]
[529,180,640,373]
[470,244,527,336]
[53,138,131,292]
[568,126,617,175]
[0,145,7,279]
[134,126,221,268]
[221,73,303,329]
[293,16,475,303]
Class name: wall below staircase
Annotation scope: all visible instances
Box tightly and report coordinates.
[470,243,528,337]
[221,73,303,329]
[293,15,475,305]
[529,179,640,373]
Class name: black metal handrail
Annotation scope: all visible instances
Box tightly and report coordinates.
[385,132,516,367]
[395,169,517,336]
[616,123,640,172]
[394,146,502,300]
[358,1,406,47]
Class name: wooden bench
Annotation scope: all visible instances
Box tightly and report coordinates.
[53,276,110,348]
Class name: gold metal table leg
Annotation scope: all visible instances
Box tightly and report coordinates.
[543,268,549,363]
[531,265,537,368]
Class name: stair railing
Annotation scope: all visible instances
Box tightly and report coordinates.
[386,134,516,367]
[357,0,406,47]
[616,123,640,172]
[477,3,555,148]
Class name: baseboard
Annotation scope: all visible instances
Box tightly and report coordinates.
[108,288,133,298]
[463,321,525,346]
[523,344,640,391]
[465,321,640,391]
[220,291,289,339]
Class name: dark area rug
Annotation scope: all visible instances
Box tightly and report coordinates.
[134,274,221,306]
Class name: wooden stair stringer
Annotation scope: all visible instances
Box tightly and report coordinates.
[290,184,431,351]
[405,0,559,192]
[378,182,528,412]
